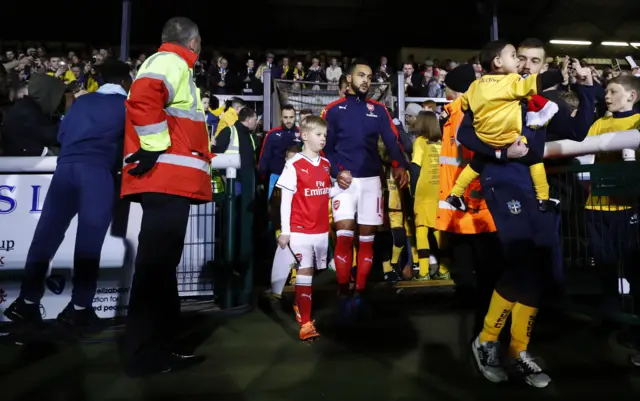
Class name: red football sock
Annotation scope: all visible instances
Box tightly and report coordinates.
[356,235,375,292]
[295,275,313,324]
[334,230,354,295]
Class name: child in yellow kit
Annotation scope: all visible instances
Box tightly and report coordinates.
[444,40,563,213]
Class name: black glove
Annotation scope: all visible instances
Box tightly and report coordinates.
[125,148,165,176]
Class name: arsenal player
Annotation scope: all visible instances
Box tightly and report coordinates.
[322,59,409,316]
[276,116,333,341]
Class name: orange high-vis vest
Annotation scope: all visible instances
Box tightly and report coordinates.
[121,43,212,204]
[434,97,496,234]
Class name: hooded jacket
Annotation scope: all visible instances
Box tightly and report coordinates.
[2,74,66,156]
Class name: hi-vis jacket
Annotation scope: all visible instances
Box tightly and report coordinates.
[121,43,212,203]
[435,97,496,234]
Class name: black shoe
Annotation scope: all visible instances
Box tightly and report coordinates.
[445,194,467,211]
[538,199,560,213]
[56,303,102,330]
[125,353,205,378]
[3,298,43,324]
[383,270,399,283]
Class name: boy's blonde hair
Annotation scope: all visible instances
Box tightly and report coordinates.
[300,116,327,134]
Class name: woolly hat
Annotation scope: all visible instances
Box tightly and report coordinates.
[444,64,476,93]
[526,94,559,129]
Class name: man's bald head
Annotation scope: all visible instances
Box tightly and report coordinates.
[161,17,201,55]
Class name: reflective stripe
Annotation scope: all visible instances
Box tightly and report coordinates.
[438,200,457,211]
[157,153,210,173]
[439,155,459,166]
[134,120,169,136]
[440,155,473,167]
[225,126,240,153]
[166,106,206,122]
[136,72,176,103]
[124,152,210,174]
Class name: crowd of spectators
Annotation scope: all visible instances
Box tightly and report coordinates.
[1,43,639,157]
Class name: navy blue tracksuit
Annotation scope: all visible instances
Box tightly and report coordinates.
[457,112,556,307]
[21,85,126,308]
[457,85,599,304]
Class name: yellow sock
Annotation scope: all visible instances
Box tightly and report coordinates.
[479,291,516,343]
[391,245,403,264]
[290,269,297,281]
[509,303,538,359]
[382,260,392,273]
[415,226,430,276]
[439,258,450,274]
[352,247,357,268]
[529,163,549,200]
[450,165,479,197]
[410,241,419,263]
[275,229,281,239]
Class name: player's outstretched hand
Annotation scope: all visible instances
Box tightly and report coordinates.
[337,170,353,189]
[277,234,290,249]
[393,167,409,188]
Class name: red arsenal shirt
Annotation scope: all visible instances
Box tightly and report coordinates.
[276,153,332,234]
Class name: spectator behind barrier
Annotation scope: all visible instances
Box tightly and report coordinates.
[2,73,67,156]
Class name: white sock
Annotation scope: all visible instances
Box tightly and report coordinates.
[271,246,295,296]
[429,254,438,265]
[73,304,86,310]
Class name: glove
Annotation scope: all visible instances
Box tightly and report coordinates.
[125,148,165,176]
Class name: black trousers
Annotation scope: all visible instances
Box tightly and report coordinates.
[447,232,504,334]
[124,193,191,367]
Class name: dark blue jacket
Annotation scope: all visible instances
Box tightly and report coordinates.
[323,94,409,178]
[258,125,301,177]
[57,85,126,170]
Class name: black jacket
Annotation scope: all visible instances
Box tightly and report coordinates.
[2,74,66,156]
[213,121,257,185]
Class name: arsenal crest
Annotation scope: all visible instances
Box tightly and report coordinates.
[333,200,340,210]
[323,165,329,173]
[367,104,375,113]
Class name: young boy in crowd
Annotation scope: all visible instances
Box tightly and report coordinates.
[445,40,563,212]
[276,116,333,342]
[582,75,640,368]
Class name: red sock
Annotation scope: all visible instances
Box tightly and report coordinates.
[295,275,313,324]
[356,235,375,292]
[334,230,354,295]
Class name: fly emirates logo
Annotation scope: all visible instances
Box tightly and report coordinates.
[304,180,330,197]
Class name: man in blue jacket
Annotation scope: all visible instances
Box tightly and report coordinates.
[4,60,132,330]
[459,62,596,387]
[258,104,300,199]
[322,59,409,316]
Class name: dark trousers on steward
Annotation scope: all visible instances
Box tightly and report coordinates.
[124,193,191,368]
[21,163,115,308]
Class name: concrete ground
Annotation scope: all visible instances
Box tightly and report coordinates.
[1,290,639,401]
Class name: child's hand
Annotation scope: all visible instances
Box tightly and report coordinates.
[277,234,290,249]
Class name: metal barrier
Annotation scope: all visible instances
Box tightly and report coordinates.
[0,154,241,321]
[544,131,640,318]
